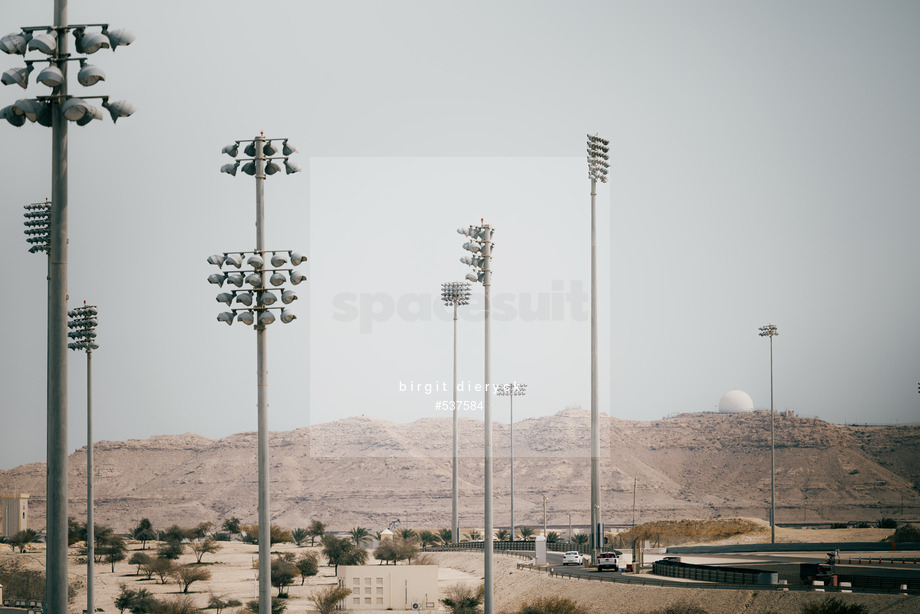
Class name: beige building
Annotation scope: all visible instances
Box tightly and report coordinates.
[337,564,438,611]
[0,493,29,537]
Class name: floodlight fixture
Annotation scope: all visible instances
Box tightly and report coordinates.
[289,251,306,265]
[222,142,239,157]
[27,31,57,55]
[281,290,297,304]
[279,309,296,323]
[262,141,277,156]
[237,311,255,325]
[241,161,256,176]
[441,281,471,307]
[73,28,110,54]
[11,98,44,122]
[462,241,480,253]
[284,158,301,174]
[247,254,264,269]
[220,161,239,176]
[207,254,225,266]
[269,272,286,286]
[1,104,26,126]
[226,273,244,287]
[258,311,275,326]
[2,64,33,88]
[101,99,136,123]
[0,32,29,55]
[224,253,243,268]
[270,252,287,267]
[216,292,234,306]
[207,273,227,286]
[587,133,610,184]
[465,272,480,283]
[264,159,281,175]
[61,97,97,122]
[244,141,258,157]
[282,140,297,156]
[236,291,253,306]
[104,28,136,49]
[75,103,103,126]
[37,64,64,87]
[217,312,234,325]
[290,270,306,284]
[67,304,99,352]
[260,291,277,306]
[245,273,261,287]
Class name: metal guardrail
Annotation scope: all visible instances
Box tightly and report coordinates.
[424,541,581,553]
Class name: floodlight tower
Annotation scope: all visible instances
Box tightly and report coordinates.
[457,221,494,614]
[759,323,778,543]
[2,14,135,611]
[586,134,609,562]
[495,382,526,541]
[68,303,98,614]
[211,134,304,614]
[442,281,471,544]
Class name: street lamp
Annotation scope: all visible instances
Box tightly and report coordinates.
[68,302,98,614]
[212,134,303,614]
[3,16,135,611]
[457,221,494,614]
[759,323,778,543]
[587,133,609,562]
[495,382,526,542]
[442,281,470,545]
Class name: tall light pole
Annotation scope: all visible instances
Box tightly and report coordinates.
[495,382,526,541]
[211,135,304,614]
[3,16,135,611]
[458,221,494,614]
[68,303,98,614]
[759,323,778,543]
[587,133,609,562]
[542,494,548,538]
[442,281,470,545]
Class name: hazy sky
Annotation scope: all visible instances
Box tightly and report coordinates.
[2,1,919,470]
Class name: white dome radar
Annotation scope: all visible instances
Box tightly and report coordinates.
[718,390,754,413]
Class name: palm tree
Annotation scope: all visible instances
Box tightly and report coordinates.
[518,526,535,540]
[397,528,417,540]
[438,528,452,544]
[349,527,371,547]
[495,529,509,541]
[418,530,439,547]
[546,531,560,543]
[306,519,326,547]
[572,532,589,551]
[291,528,308,546]
[465,530,482,541]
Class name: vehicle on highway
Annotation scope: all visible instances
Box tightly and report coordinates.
[596,551,620,571]
[562,551,584,565]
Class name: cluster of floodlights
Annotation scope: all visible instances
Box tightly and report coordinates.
[220,139,301,176]
[458,223,494,284]
[207,251,306,326]
[587,134,610,183]
[1,24,135,126]
[24,199,51,254]
[67,304,98,352]
[441,281,471,306]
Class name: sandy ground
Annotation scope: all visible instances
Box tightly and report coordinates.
[1,526,918,613]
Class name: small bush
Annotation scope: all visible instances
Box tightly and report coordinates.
[830,523,848,529]
[876,518,898,529]
[883,523,920,543]
[799,597,868,614]
[518,595,588,614]
[854,522,870,529]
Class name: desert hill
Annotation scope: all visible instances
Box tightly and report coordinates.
[1,409,918,533]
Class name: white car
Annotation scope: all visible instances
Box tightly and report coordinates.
[562,551,584,565]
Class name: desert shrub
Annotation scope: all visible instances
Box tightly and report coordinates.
[172,563,211,593]
[441,583,483,614]
[854,522,870,529]
[830,523,848,529]
[207,593,242,613]
[876,517,898,529]
[799,597,868,614]
[154,595,198,614]
[0,559,80,603]
[883,523,920,543]
[212,531,231,541]
[245,597,288,613]
[517,595,588,614]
